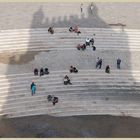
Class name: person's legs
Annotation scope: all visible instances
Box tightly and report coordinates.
[31,90,35,96]
[96,62,98,69]
[117,63,120,69]
[68,80,72,85]
[53,101,55,106]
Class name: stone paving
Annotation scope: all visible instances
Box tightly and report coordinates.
[0,3,140,29]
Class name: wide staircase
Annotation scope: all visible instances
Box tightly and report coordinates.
[0,28,140,118]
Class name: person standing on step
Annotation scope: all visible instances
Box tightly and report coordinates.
[117,58,121,69]
[31,81,36,96]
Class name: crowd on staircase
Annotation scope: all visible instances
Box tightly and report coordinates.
[30,26,122,106]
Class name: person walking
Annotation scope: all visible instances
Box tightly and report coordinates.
[80,3,83,13]
[117,58,121,69]
[90,3,94,14]
[31,82,36,96]
[98,59,102,69]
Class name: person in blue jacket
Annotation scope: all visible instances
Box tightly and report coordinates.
[31,82,36,96]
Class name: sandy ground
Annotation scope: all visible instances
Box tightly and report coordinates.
[0,51,40,64]
[0,115,140,138]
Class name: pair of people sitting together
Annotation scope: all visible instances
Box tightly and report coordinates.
[69,26,81,35]
[64,75,72,85]
[47,95,58,106]
[77,43,86,50]
[85,37,96,51]
[48,27,54,34]
[85,37,94,46]
[70,66,78,73]
[34,68,49,76]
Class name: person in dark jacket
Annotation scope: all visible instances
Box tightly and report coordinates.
[69,66,78,73]
[52,96,58,106]
[105,65,110,73]
[98,59,102,69]
[44,68,49,74]
[48,27,54,34]
[117,58,121,69]
[64,75,72,85]
[34,68,38,76]
[40,68,44,76]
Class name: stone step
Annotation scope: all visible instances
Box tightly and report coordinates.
[1,90,140,109]
[0,69,139,79]
[0,89,140,102]
[1,27,140,34]
[0,40,140,48]
[0,82,139,98]
[0,79,138,91]
[0,46,140,53]
[0,77,138,92]
[0,88,138,100]
[1,34,140,42]
[0,72,137,84]
[3,101,140,118]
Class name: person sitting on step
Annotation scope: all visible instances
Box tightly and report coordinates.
[85,37,90,46]
[48,27,54,34]
[81,43,86,50]
[40,68,44,76]
[47,95,53,102]
[69,26,73,32]
[105,65,110,74]
[34,68,38,76]
[64,75,72,85]
[52,96,58,106]
[73,25,81,35]
[76,44,86,50]
[92,45,96,51]
[73,67,78,73]
[90,37,94,46]
[44,68,49,75]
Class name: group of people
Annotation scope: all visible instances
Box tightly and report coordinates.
[48,27,54,34]
[95,57,122,73]
[30,26,122,107]
[64,66,79,85]
[69,26,81,35]
[77,37,96,51]
[70,65,78,73]
[85,37,96,51]
[47,95,58,106]
[34,68,49,76]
